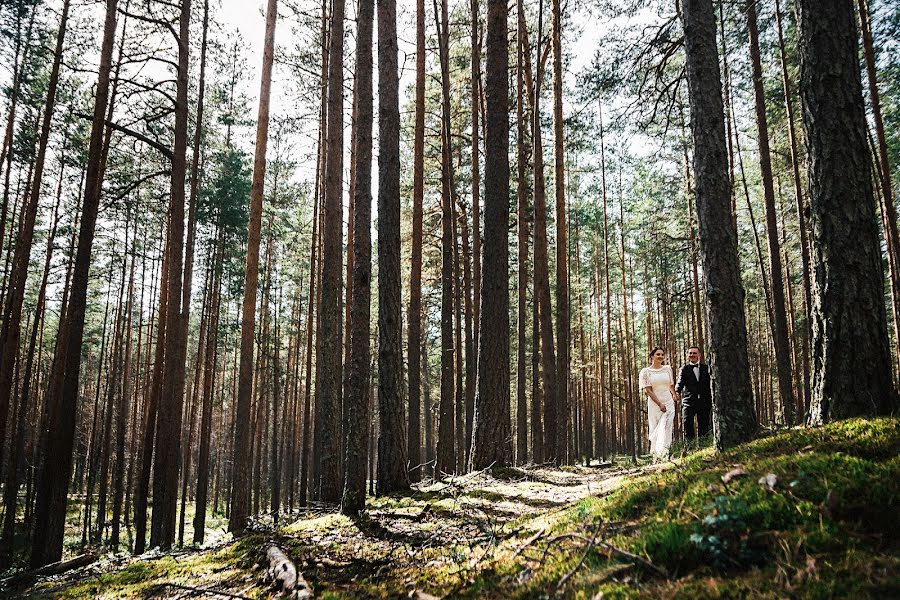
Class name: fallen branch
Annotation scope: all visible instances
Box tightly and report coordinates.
[598,541,668,579]
[156,583,252,599]
[512,528,547,560]
[264,545,313,598]
[376,503,432,522]
[32,553,98,576]
[557,528,599,589]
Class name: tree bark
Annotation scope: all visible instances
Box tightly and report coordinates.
[435,0,456,477]
[317,0,345,502]
[231,0,278,533]
[746,0,796,425]
[0,0,70,469]
[342,0,373,514]
[470,0,511,470]
[681,0,757,450]
[532,0,559,464]
[551,0,568,465]
[30,0,118,568]
[797,0,897,422]
[149,0,192,550]
[407,0,426,482]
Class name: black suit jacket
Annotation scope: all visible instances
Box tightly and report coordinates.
[675,363,712,406]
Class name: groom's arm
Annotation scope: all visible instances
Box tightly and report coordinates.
[701,365,712,400]
[675,365,686,394]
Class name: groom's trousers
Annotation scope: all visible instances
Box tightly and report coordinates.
[682,402,711,439]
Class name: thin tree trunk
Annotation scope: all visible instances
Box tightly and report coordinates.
[342,0,373,514]
[0,0,70,469]
[149,0,192,550]
[435,0,456,477]
[746,0,796,425]
[317,0,345,502]
[231,0,278,533]
[470,0,482,404]
[30,0,118,567]
[774,0,812,414]
[515,0,528,465]
[551,0,568,465]
[407,0,426,483]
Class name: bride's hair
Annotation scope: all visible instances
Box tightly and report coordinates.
[648,346,665,364]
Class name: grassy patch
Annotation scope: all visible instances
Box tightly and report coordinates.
[506,417,900,598]
[19,418,899,599]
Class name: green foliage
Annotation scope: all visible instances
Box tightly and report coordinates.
[199,146,251,238]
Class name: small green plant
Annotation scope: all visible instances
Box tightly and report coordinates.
[690,496,767,569]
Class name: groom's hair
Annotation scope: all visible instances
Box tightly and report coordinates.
[688,345,701,352]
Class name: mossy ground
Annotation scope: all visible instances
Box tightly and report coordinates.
[7,418,899,598]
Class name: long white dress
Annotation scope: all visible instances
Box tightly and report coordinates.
[639,365,676,456]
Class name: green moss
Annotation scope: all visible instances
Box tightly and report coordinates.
[23,418,899,599]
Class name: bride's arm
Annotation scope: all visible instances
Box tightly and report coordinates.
[669,366,678,402]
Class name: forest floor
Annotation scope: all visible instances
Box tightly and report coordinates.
[5,417,899,599]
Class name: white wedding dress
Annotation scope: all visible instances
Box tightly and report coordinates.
[639,365,676,456]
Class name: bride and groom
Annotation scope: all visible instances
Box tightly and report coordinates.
[638,345,712,457]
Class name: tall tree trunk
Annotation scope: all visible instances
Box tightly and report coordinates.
[857,0,900,378]
[0,0,70,469]
[551,0,568,465]
[111,211,136,551]
[435,0,456,477]
[194,230,223,543]
[532,0,559,464]
[231,0,277,533]
[746,0,796,425]
[470,0,482,403]
[407,0,426,483]
[317,0,345,502]
[0,176,63,567]
[797,0,897,421]
[342,0,373,514]
[470,0,511,470]
[377,0,409,492]
[30,0,118,568]
[774,0,812,414]
[515,0,528,466]
[681,0,757,450]
[150,0,192,550]
[134,226,169,554]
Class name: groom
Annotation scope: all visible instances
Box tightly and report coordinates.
[675,346,712,439]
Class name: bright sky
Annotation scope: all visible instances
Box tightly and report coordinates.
[209,0,604,209]
[215,0,601,132]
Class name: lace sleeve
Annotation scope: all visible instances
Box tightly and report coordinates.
[639,367,649,389]
[668,365,675,385]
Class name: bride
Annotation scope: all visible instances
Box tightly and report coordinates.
[639,347,677,456]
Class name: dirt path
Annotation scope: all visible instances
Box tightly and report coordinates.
[17,462,666,598]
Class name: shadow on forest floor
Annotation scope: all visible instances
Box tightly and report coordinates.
[9,419,900,598]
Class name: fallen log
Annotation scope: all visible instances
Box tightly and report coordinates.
[32,552,99,576]
[265,545,313,599]
[0,553,99,591]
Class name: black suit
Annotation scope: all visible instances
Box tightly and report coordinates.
[675,362,712,439]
